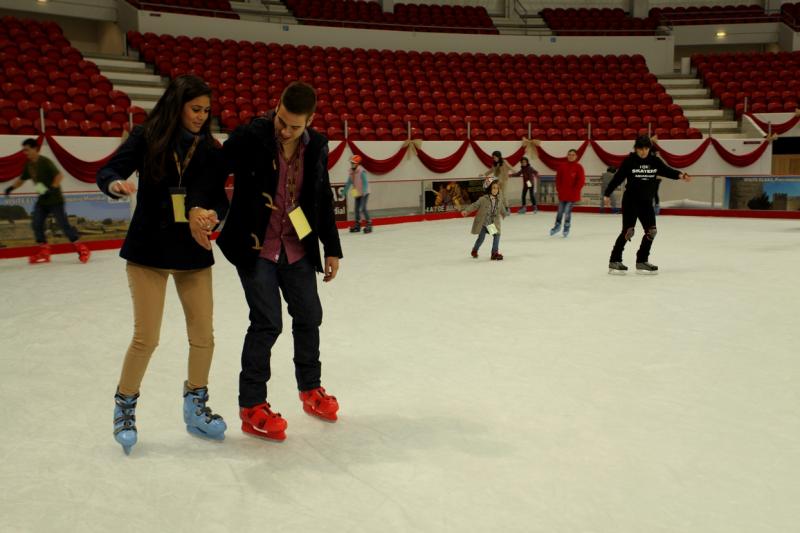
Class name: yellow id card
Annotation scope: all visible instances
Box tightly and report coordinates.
[170,190,188,223]
[288,207,312,240]
[350,188,361,198]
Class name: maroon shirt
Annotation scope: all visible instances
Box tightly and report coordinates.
[260,130,309,264]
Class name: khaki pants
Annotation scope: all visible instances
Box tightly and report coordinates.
[117,262,214,396]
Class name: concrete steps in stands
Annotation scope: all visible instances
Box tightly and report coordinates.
[84,53,167,113]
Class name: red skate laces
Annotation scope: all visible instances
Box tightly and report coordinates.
[240,403,288,441]
[299,387,339,422]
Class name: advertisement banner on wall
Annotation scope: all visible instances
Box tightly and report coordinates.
[423,178,486,213]
[724,176,800,211]
[0,192,131,250]
[331,184,347,221]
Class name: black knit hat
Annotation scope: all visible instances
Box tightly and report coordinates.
[634,135,652,149]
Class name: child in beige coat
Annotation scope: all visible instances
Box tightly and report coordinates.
[461,178,507,260]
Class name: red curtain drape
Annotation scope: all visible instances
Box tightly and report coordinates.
[347,141,408,174]
[327,141,345,170]
[45,134,116,183]
[0,148,30,183]
[469,141,495,167]
[534,140,590,170]
[589,140,630,168]
[710,139,770,166]
[653,138,711,168]
[746,113,800,135]
[417,140,470,173]
[469,142,527,167]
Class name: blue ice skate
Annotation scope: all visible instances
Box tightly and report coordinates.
[114,390,138,455]
[549,223,561,236]
[183,382,226,440]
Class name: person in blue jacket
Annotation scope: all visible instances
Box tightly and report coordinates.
[343,154,372,233]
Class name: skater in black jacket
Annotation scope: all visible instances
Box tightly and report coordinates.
[603,135,691,274]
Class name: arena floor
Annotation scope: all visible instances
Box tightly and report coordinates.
[1,212,797,533]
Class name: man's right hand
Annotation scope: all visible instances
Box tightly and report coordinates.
[111,180,137,196]
[603,196,611,208]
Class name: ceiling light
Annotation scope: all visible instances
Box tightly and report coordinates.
[716,31,726,37]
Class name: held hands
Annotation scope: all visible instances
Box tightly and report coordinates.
[110,180,137,196]
[461,210,468,217]
[323,256,339,283]
[188,208,219,251]
[603,196,612,208]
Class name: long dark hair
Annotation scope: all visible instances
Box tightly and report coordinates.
[492,150,503,167]
[142,75,213,182]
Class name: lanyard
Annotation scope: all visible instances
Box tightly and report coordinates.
[172,136,199,187]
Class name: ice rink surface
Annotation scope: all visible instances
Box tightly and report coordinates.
[1,212,798,533]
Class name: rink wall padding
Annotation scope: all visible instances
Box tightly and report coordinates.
[1,209,798,260]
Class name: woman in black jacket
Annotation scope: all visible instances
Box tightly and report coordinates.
[96,75,229,454]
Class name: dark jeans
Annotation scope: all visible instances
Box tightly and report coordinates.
[32,202,79,243]
[473,225,500,254]
[236,253,323,407]
[521,186,536,207]
[354,193,371,225]
[610,196,657,263]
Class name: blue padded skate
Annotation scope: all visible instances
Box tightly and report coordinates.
[114,390,138,455]
[549,224,561,236]
[183,382,226,441]
[563,227,570,238]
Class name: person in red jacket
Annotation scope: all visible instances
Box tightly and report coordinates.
[549,148,585,238]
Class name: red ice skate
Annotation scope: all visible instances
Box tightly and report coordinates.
[75,243,91,263]
[491,252,504,261]
[470,249,478,258]
[299,387,339,422]
[29,244,51,264]
[240,403,288,441]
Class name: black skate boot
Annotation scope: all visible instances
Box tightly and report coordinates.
[636,262,658,275]
[608,261,628,275]
[349,223,361,233]
[363,224,372,234]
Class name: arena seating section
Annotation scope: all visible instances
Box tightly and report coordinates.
[650,4,776,25]
[128,31,699,141]
[539,8,659,36]
[0,16,139,137]
[284,0,497,34]
[781,2,800,29]
[125,0,239,19]
[692,51,800,118]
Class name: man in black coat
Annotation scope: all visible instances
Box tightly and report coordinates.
[217,82,343,441]
[603,135,691,274]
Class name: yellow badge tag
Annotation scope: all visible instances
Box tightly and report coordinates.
[171,192,188,223]
[288,207,312,240]
[486,223,498,235]
[350,188,361,198]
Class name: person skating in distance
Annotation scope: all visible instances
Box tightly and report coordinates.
[604,135,691,275]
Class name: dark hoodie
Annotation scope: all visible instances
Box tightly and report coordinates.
[604,152,681,201]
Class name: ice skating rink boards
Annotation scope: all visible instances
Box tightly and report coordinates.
[1,213,798,533]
